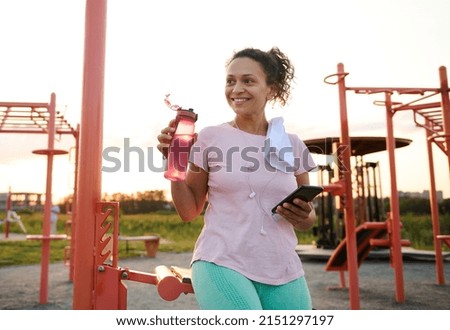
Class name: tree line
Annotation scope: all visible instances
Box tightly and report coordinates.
[59,192,450,216]
[59,190,173,215]
[385,197,450,215]
[102,190,173,214]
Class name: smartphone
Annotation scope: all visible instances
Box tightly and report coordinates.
[271,185,323,214]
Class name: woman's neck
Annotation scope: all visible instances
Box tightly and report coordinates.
[232,117,268,136]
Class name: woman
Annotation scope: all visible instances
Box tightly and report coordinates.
[157,47,317,309]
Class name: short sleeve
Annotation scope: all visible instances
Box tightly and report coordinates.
[189,128,209,172]
[290,134,316,175]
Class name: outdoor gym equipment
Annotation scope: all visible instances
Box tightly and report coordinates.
[92,202,193,309]
[317,63,450,309]
[0,93,78,304]
[306,136,412,248]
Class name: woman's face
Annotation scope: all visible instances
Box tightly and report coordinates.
[225,57,273,116]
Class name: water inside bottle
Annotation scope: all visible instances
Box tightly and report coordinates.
[164,134,194,181]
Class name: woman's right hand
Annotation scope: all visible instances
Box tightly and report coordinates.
[156,119,176,158]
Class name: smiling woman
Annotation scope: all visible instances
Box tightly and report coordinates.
[156,46,318,310]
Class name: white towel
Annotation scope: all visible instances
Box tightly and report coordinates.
[265,117,295,172]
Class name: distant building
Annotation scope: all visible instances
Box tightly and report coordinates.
[398,190,444,203]
[0,192,44,212]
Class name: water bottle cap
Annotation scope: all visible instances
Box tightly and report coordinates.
[177,108,198,122]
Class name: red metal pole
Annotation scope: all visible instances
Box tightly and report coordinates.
[72,0,107,309]
[69,125,80,282]
[384,92,405,303]
[425,122,445,284]
[336,63,360,309]
[39,92,57,304]
[435,65,450,284]
[439,66,450,176]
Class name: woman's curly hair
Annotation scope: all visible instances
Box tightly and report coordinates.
[226,47,295,107]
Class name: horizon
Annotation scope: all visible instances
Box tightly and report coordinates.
[0,186,446,209]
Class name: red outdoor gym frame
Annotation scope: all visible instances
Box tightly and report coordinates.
[0,93,79,304]
[72,0,107,309]
[323,63,450,309]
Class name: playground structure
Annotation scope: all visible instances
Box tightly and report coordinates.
[0,93,78,304]
[1,0,449,310]
[313,63,450,309]
[306,136,412,248]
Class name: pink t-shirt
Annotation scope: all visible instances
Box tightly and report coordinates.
[189,123,315,285]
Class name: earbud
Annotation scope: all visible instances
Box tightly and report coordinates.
[260,228,267,235]
[249,191,256,198]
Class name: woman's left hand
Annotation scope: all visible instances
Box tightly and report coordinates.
[275,198,316,231]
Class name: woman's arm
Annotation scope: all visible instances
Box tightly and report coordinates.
[170,163,208,222]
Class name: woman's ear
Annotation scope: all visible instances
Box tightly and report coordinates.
[267,86,276,101]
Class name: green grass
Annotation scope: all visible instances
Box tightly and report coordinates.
[118,212,204,253]
[0,211,448,267]
[400,213,450,250]
[0,211,203,267]
[0,240,67,267]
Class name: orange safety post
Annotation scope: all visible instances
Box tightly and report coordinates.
[335,63,360,309]
[72,0,108,310]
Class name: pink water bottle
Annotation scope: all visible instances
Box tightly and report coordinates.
[164,107,198,181]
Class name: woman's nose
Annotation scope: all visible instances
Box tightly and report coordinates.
[233,83,244,93]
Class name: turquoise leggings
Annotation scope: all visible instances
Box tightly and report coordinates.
[191,261,313,310]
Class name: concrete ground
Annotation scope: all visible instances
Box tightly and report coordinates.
[0,247,449,310]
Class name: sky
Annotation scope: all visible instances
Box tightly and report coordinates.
[1,0,450,203]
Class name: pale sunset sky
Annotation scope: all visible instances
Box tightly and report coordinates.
[1,0,449,203]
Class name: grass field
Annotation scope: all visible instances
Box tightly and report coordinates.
[0,211,448,267]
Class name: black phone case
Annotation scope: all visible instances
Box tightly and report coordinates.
[271,185,323,214]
